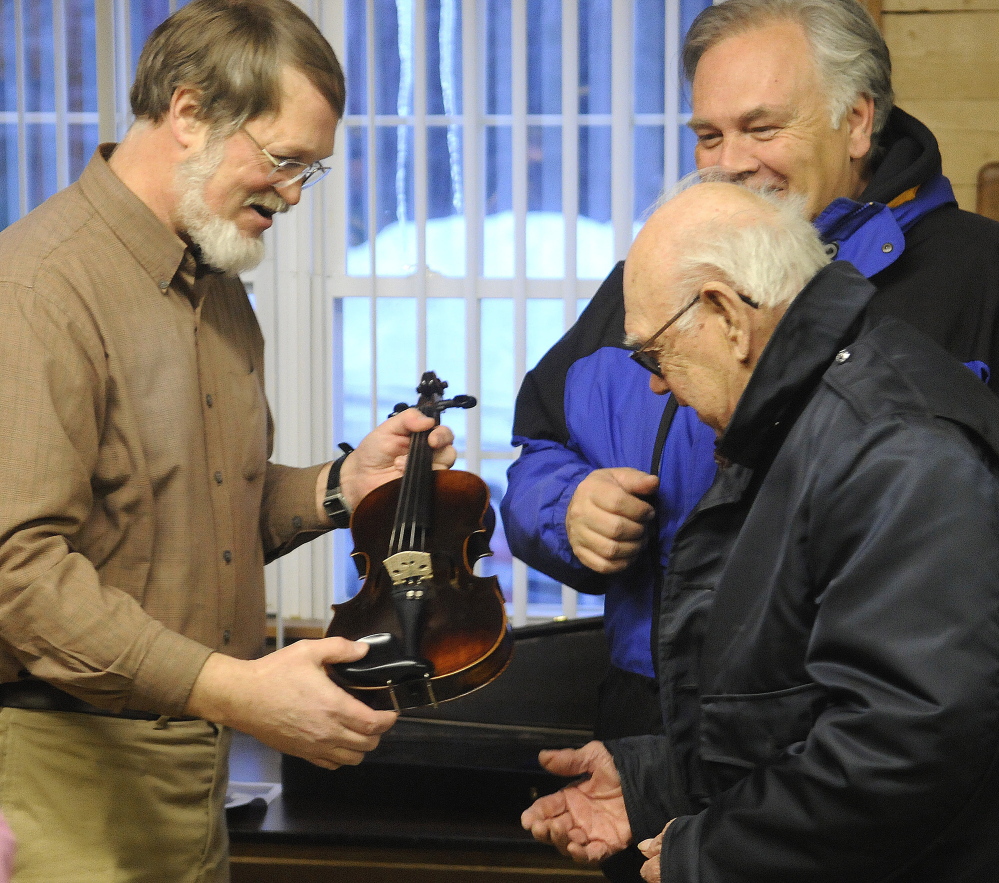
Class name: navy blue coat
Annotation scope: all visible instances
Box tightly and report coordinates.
[609,262,999,882]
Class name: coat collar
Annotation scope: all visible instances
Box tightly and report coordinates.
[716,262,876,467]
[811,107,957,279]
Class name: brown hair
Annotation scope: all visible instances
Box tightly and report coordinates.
[130,0,345,130]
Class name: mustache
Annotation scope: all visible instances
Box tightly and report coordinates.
[244,192,290,215]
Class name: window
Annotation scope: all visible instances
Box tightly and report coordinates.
[1,0,708,631]
[311,0,711,626]
[0,0,186,222]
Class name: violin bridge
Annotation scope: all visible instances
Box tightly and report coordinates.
[384,551,434,585]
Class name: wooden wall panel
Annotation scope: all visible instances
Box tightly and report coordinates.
[886,12,999,100]
[861,0,883,27]
[883,5,999,211]
[884,0,999,12]
[890,97,999,208]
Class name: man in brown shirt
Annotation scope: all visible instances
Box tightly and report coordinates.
[0,1,453,879]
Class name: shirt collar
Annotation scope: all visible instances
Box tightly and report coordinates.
[77,144,190,293]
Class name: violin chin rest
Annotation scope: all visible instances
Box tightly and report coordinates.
[332,632,435,687]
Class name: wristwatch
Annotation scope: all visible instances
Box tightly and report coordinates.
[322,443,355,529]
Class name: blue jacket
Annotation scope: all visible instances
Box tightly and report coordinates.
[501,107,999,677]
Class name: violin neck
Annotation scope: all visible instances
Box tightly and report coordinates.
[389,426,435,555]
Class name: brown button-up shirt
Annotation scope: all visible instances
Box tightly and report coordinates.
[0,147,330,715]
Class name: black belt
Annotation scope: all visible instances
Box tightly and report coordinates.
[0,679,196,722]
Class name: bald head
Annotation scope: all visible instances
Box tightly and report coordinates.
[627,183,777,315]
[623,180,829,433]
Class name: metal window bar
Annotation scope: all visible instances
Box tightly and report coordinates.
[95,0,117,142]
[461,0,483,482]
[557,0,578,621]
[611,0,633,260]
[14,0,28,219]
[413,0,429,375]
[113,0,130,134]
[509,0,529,625]
[53,0,68,190]
[664,0,681,189]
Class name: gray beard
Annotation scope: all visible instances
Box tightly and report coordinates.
[175,139,267,276]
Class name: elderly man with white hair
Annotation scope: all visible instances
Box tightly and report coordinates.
[501,20,999,880]
[521,179,999,883]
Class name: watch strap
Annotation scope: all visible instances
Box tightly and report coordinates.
[323,443,355,528]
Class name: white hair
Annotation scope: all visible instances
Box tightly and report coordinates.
[174,132,286,275]
[666,172,831,332]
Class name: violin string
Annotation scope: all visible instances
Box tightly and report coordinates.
[391,423,432,555]
[389,383,446,556]
[389,434,412,555]
[391,437,415,555]
[408,426,431,550]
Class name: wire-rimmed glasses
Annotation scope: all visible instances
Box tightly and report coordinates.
[242,128,330,190]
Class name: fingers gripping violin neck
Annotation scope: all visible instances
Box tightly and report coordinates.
[325,372,513,712]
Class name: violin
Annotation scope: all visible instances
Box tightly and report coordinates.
[325,372,513,712]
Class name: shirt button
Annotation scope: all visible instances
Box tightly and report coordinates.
[222,550,232,564]
[292,515,303,530]
[222,630,232,645]
[158,280,169,290]
[882,242,893,253]
[206,394,214,407]
[214,471,224,484]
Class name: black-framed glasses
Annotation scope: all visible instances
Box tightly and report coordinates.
[242,128,331,190]
[629,291,760,378]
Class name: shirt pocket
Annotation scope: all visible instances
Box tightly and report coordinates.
[699,682,827,790]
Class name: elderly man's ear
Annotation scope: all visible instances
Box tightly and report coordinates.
[702,282,755,364]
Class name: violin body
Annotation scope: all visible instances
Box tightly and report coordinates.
[325,373,513,711]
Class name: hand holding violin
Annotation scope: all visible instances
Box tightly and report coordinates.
[187,409,456,769]
[325,372,512,712]
[185,637,398,770]
[316,407,457,520]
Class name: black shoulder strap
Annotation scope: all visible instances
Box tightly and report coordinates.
[648,394,679,677]
[651,394,679,475]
